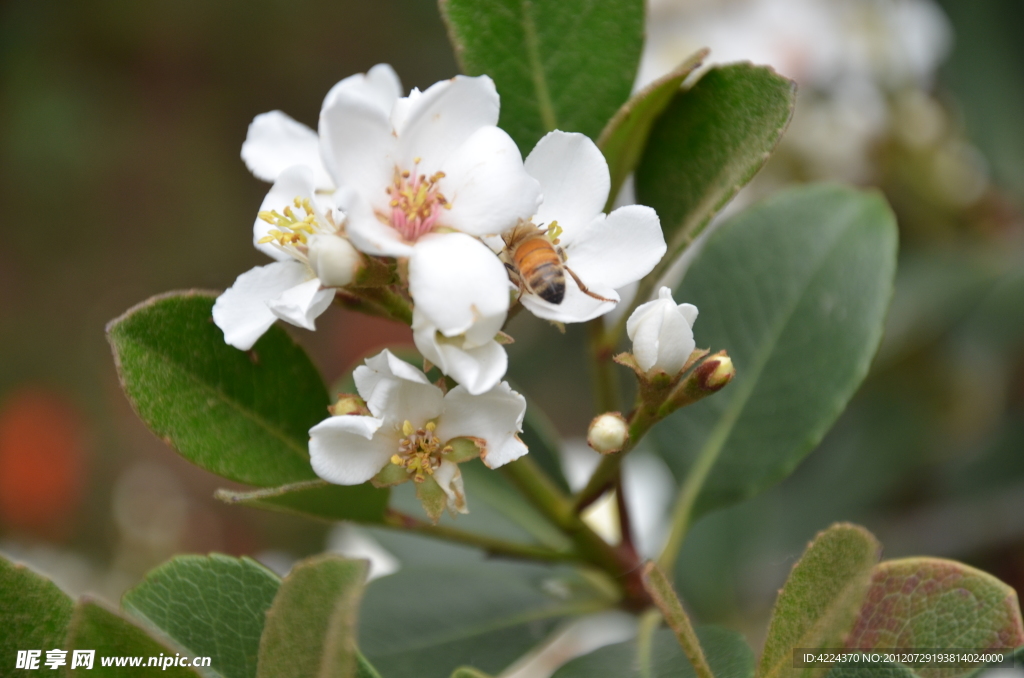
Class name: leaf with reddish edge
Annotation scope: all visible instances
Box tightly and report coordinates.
[845,558,1024,678]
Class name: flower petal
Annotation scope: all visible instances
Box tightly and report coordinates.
[564,205,666,291]
[397,75,500,170]
[253,166,320,261]
[265,277,334,331]
[241,111,334,190]
[212,260,310,350]
[440,126,543,236]
[519,278,619,324]
[319,91,396,212]
[436,382,527,469]
[335,187,414,258]
[321,63,402,118]
[526,131,610,240]
[408,233,510,336]
[354,349,444,427]
[309,415,392,485]
[433,460,468,514]
[413,313,508,396]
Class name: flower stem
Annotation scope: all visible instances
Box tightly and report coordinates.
[501,457,651,610]
[641,562,716,678]
[381,509,577,563]
[350,285,413,325]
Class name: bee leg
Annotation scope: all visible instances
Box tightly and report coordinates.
[565,266,615,302]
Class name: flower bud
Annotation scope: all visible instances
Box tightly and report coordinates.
[308,234,363,288]
[626,287,698,375]
[696,354,734,391]
[328,394,369,416]
[587,412,629,455]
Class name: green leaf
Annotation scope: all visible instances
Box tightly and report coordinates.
[65,599,203,676]
[758,524,881,678]
[216,480,389,524]
[635,63,795,262]
[439,0,645,153]
[845,558,1024,678]
[520,395,571,494]
[0,555,74,663]
[121,554,280,678]
[357,653,385,678]
[359,558,615,678]
[652,184,898,518]
[552,626,754,678]
[257,555,369,678]
[825,661,918,678]
[107,291,326,487]
[597,48,708,206]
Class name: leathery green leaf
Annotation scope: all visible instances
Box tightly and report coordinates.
[440,0,645,153]
[597,48,709,207]
[635,63,795,265]
[845,558,1024,678]
[652,184,898,519]
[758,524,881,678]
[107,291,326,487]
[215,480,390,524]
[257,555,369,678]
[65,599,203,676]
[121,554,280,678]
[0,555,73,664]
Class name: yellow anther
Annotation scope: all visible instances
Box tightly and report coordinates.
[390,454,403,465]
[413,157,422,164]
[425,421,437,432]
[402,420,415,437]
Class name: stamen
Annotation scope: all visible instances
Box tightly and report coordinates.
[390,419,445,482]
[258,197,325,250]
[386,159,451,242]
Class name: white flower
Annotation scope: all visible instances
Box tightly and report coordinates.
[213,166,361,350]
[309,350,528,516]
[512,131,667,323]
[412,307,508,397]
[626,286,698,374]
[240,63,403,189]
[321,72,540,341]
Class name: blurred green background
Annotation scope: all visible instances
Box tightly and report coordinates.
[1,0,1023,649]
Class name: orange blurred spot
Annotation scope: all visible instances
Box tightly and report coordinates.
[0,387,87,536]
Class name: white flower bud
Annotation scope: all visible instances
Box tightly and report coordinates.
[308,234,362,288]
[626,287,698,375]
[587,412,629,455]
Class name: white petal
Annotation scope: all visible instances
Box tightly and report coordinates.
[354,349,444,427]
[241,111,334,190]
[440,126,543,236]
[397,75,500,170]
[520,278,619,324]
[653,306,696,374]
[253,166,320,261]
[526,131,610,240]
[335,187,414,257]
[212,261,310,350]
[433,460,468,514]
[629,304,664,372]
[564,205,666,291]
[266,277,334,330]
[308,234,361,287]
[436,382,527,469]
[413,314,508,396]
[319,91,396,211]
[321,63,402,117]
[679,303,698,326]
[309,415,392,485]
[408,233,510,336]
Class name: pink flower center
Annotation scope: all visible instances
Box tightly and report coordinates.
[387,159,451,242]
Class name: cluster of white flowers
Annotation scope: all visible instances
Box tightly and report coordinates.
[213,64,685,517]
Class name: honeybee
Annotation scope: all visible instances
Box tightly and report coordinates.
[501,221,613,305]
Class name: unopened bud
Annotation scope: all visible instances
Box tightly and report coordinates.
[625,287,698,375]
[308,234,363,287]
[587,412,629,455]
[695,354,734,391]
[329,394,369,416]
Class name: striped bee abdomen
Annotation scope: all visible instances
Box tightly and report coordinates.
[514,236,565,305]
